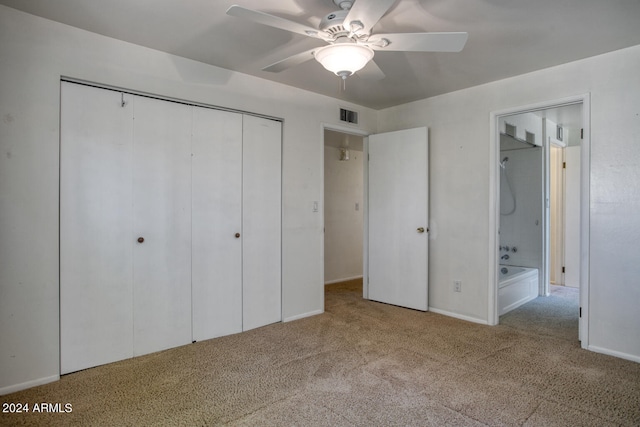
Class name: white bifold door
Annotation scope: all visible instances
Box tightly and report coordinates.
[191,109,283,340]
[131,96,193,357]
[60,83,136,373]
[61,82,281,374]
[191,107,244,341]
[367,127,429,311]
[242,115,283,331]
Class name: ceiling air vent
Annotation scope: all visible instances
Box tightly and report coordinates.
[525,131,535,145]
[505,122,516,138]
[340,108,358,124]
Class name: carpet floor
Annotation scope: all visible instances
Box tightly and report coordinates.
[2,280,639,426]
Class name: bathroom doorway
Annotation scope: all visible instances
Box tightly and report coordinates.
[491,95,590,346]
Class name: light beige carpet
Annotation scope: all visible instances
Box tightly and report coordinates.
[2,280,639,426]
[500,285,580,342]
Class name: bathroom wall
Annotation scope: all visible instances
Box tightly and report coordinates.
[499,140,544,279]
[499,112,545,295]
[500,114,544,146]
[324,146,364,284]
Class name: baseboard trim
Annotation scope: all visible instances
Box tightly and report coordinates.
[283,309,324,323]
[0,375,59,396]
[428,307,489,325]
[587,345,640,363]
[324,275,363,285]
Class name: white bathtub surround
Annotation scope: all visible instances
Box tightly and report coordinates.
[499,141,544,289]
[498,265,538,316]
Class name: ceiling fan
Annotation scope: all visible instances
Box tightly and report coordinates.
[226,0,468,80]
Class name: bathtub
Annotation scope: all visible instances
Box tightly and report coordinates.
[498,265,538,316]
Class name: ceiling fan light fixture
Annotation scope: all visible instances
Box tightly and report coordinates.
[314,44,374,79]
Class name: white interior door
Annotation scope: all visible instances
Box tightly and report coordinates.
[132,96,192,355]
[192,106,243,341]
[60,83,134,374]
[367,127,429,311]
[564,145,581,288]
[242,115,282,331]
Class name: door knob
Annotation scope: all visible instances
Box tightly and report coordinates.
[137,237,144,243]
[417,227,425,233]
[235,233,241,238]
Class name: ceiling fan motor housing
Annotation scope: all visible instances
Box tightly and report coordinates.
[320,9,349,37]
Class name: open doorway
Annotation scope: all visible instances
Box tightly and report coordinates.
[491,95,590,347]
[323,129,365,287]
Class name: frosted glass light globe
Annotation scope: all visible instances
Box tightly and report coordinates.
[314,44,374,78]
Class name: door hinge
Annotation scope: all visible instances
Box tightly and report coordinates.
[579,307,582,318]
[563,162,566,169]
[581,128,584,139]
[562,266,565,273]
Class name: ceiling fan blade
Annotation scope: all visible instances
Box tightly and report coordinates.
[356,59,386,81]
[369,32,468,52]
[226,5,330,40]
[262,48,317,72]
[345,0,396,35]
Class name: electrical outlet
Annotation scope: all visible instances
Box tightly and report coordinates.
[454,280,462,292]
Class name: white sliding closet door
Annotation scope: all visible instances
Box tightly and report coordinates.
[242,115,282,331]
[60,83,134,374]
[132,96,193,355]
[192,107,243,341]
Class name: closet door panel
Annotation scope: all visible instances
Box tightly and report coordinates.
[192,107,243,341]
[242,115,282,331]
[60,82,134,374]
[132,96,192,355]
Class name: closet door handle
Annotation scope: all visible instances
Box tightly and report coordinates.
[137,237,144,243]
[417,227,425,233]
[235,233,241,238]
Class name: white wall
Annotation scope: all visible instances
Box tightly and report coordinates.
[0,5,378,394]
[499,144,544,274]
[378,44,640,360]
[324,146,364,284]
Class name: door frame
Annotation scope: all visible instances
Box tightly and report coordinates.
[321,123,370,300]
[489,93,591,348]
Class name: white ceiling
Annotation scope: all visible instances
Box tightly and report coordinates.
[2,0,640,110]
